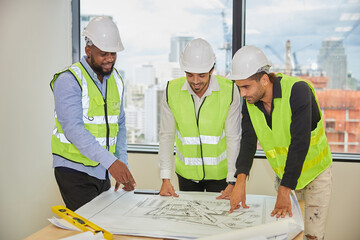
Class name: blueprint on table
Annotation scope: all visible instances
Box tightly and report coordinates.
[73,189,303,239]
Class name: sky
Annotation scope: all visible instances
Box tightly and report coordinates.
[246,0,360,80]
[81,0,360,83]
[81,0,232,81]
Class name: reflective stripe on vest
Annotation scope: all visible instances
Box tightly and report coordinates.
[176,148,227,165]
[167,76,233,180]
[52,128,117,146]
[176,129,226,145]
[264,127,326,159]
[50,62,123,166]
[247,73,332,189]
[54,111,119,125]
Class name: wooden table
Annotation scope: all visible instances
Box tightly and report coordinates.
[26,200,304,240]
[25,224,161,240]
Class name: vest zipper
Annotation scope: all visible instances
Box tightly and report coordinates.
[194,96,207,181]
[103,81,110,180]
[104,80,110,151]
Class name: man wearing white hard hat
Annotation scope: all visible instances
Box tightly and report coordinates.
[158,38,241,197]
[50,16,135,211]
[228,45,332,239]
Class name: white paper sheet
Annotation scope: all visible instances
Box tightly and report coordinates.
[69,189,303,239]
[48,217,81,231]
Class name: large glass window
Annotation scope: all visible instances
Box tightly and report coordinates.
[246,0,360,154]
[80,0,233,146]
[77,0,360,157]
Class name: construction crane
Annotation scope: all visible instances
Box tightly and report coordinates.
[285,40,294,75]
[266,42,312,76]
[219,6,232,75]
[292,43,312,74]
[265,45,285,64]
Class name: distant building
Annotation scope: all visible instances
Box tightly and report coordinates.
[297,76,360,153]
[124,84,147,108]
[301,76,360,153]
[135,64,156,86]
[125,106,144,144]
[154,62,184,88]
[169,35,194,62]
[316,90,360,153]
[299,75,329,90]
[346,72,359,90]
[124,84,147,143]
[317,39,347,89]
[144,86,164,143]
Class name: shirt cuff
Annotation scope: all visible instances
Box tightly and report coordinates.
[280,176,297,190]
[234,169,250,178]
[226,173,236,182]
[160,169,172,179]
[101,153,117,170]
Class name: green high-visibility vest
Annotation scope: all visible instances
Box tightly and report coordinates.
[50,62,123,167]
[167,76,234,180]
[247,73,332,189]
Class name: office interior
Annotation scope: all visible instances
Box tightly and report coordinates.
[1,1,359,239]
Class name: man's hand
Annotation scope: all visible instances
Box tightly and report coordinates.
[271,185,292,218]
[159,179,178,197]
[108,159,136,192]
[216,184,234,200]
[229,174,249,213]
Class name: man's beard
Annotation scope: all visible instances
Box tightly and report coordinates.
[91,58,114,76]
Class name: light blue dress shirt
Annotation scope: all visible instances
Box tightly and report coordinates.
[52,56,128,180]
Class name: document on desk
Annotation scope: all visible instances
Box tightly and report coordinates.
[73,189,303,240]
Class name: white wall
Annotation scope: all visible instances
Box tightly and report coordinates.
[1,1,359,240]
[0,0,72,239]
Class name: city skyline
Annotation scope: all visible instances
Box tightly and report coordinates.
[79,0,360,151]
[246,0,360,82]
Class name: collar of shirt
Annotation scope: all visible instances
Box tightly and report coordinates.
[80,56,111,97]
[181,75,220,100]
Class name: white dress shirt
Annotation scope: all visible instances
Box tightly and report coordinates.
[158,75,241,182]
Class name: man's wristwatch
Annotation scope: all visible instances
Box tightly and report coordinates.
[227,181,236,185]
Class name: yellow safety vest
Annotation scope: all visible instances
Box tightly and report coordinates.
[247,73,332,189]
[167,76,233,180]
[50,62,123,166]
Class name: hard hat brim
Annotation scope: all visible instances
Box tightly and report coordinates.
[227,73,250,80]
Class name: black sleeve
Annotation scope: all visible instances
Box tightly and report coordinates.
[281,81,314,189]
[235,100,258,177]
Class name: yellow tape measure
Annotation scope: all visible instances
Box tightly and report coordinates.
[51,205,113,240]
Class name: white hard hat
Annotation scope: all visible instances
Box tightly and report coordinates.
[82,16,124,52]
[227,45,272,80]
[179,38,216,73]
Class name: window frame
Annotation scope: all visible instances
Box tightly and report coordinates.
[73,0,360,162]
